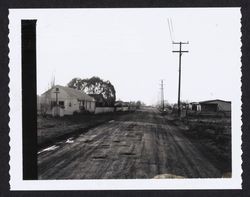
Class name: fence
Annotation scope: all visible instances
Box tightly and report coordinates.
[94,107,115,114]
[115,106,129,112]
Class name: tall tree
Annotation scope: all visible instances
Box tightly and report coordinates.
[68,77,116,106]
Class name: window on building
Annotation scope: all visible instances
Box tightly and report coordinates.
[59,101,65,109]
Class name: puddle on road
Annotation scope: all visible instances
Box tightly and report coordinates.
[119,141,130,147]
[119,152,136,156]
[101,144,110,148]
[125,133,136,138]
[92,153,107,160]
[78,134,97,143]
[38,145,59,154]
[118,144,136,156]
[66,137,74,144]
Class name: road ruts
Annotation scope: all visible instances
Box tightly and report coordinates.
[38,107,221,179]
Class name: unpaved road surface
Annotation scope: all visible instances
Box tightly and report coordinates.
[38,107,221,179]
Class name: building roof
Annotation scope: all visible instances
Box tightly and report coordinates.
[42,85,95,102]
[199,99,231,104]
[190,102,200,105]
[115,101,130,107]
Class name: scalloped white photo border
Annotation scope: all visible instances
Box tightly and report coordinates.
[8,8,242,190]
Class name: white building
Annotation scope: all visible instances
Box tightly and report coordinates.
[40,85,95,116]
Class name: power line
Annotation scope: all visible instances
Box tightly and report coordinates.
[167,18,176,50]
[170,18,175,40]
[167,18,174,42]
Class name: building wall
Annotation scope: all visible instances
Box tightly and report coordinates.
[40,88,79,115]
[82,100,95,113]
[40,87,96,115]
[64,99,81,115]
[192,104,201,111]
[200,103,218,112]
[216,101,231,111]
[52,106,64,117]
[200,100,231,112]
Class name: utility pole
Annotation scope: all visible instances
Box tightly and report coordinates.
[160,80,165,111]
[172,41,189,117]
[54,87,60,106]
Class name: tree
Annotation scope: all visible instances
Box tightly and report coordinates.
[68,76,116,107]
[135,100,145,109]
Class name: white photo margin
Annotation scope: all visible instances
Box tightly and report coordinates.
[9,8,242,190]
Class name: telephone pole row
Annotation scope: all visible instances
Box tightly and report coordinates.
[172,41,189,117]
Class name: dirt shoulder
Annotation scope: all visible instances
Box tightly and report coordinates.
[166,114,231,176]
[37,112,132,150]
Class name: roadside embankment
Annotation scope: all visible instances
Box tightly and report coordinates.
[37,112,133,150]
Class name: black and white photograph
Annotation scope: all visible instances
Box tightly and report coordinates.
[8,8,242,190]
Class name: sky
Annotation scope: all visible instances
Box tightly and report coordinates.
[32,8,241,105]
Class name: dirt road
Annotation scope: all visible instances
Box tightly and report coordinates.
[38,107,221,179]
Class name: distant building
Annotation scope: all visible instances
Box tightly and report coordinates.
[185,103,192,110]
[40,85,96,116]
[115,101,129,112]
[172,103,188,110]
[199,99,231,112]
[190,102,201,111]
[88,94,105,107]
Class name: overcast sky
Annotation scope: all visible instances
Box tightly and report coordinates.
[31,8,241,105]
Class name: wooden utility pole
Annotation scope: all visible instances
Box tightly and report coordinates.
[172,41,189,117]
[54,87,60,106]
